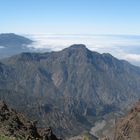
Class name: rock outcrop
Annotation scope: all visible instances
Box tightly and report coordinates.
[100,137,110,140]
[114,100,140,140]
[0,100,60,140]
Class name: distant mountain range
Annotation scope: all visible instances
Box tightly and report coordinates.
[0,33,33,58]
[0,41,140,138]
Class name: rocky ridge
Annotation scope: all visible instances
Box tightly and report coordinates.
[0,100,60,140]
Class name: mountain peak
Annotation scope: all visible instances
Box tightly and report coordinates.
[64,44,88,52]
[69,44,87,49]
[0,33,17,36]
[0,33,33,47]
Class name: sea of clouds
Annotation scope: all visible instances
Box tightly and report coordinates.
[25,34,140,66]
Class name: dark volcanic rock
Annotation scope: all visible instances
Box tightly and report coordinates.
[0,100,60,140]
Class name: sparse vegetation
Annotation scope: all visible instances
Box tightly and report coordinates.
[0,135,13,140]
[0,136,23,140]
[83,134,90,140]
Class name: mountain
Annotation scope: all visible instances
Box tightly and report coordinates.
[0,44,140,138]
[0,100,59,140]
[0,33,33,58]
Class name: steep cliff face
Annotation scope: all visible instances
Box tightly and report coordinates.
[115,101,140,140]
[0,44,140,137]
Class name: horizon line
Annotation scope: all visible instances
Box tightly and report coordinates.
[1,32,140,37]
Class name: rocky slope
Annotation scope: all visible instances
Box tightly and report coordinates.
[68,132,98,140]
[0,44,140,137]
[114,100,140,140]
[0,100,59,140]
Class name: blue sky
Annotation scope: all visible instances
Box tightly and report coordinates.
[0,0,140,34]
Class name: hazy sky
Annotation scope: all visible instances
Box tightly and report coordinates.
[1,0,140,34]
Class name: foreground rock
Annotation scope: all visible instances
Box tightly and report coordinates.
[98,100,140,140]
[0,100,60,140]
[114,100,140,140]
[100,137,110,140]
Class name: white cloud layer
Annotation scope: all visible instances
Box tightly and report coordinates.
[0,46,5,49]
[25,34,140,66]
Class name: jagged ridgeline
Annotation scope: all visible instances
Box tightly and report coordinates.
[0,40,140,138]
